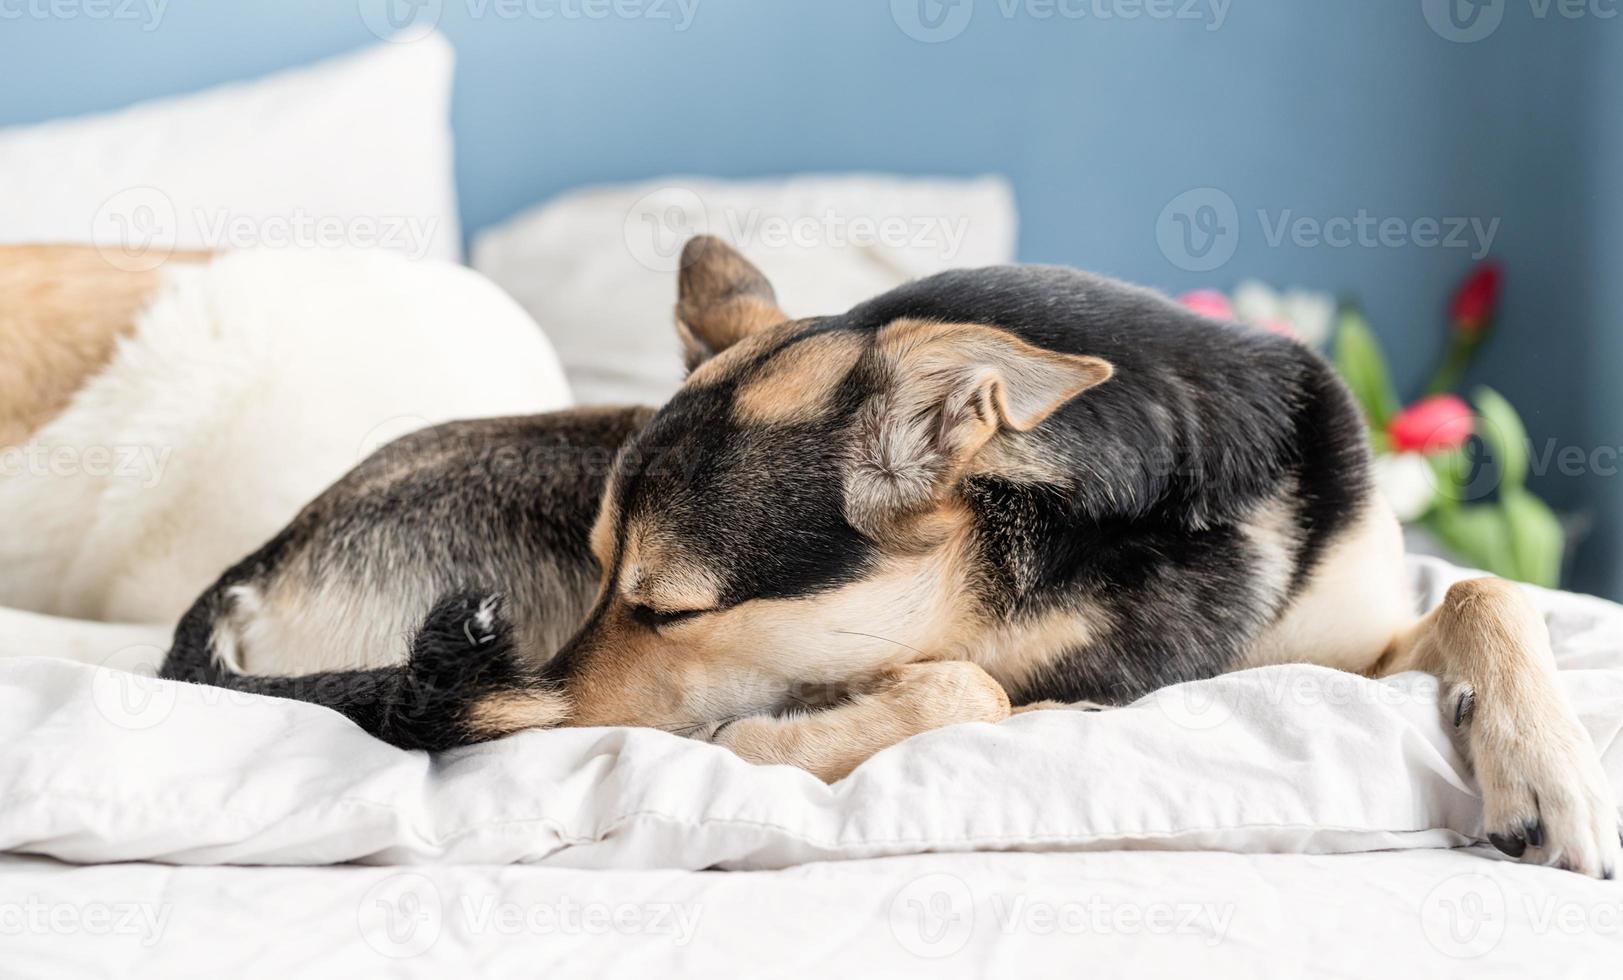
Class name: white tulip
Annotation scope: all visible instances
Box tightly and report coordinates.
[1231,280,1282,327]
[1373,453,1438,523]
[1281,289,1336,348]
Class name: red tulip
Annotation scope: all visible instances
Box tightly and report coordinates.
[1387,395,1474,454]
[1451,262,1501,336]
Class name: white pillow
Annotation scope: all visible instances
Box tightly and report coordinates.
[0,34,461,266]
[472,175,1018,406]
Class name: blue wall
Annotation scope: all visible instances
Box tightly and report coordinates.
[3,1,1617,595]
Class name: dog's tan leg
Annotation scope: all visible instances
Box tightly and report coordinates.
[706,661,1010,782]
[1009,699,1108,715]
[1375,577,1621,877]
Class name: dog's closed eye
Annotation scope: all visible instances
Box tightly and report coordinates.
[629,604,710,630]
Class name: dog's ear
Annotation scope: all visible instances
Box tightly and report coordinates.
[844,319,1112,541]
[674,236,786,372]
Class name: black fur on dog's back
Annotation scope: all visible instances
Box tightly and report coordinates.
[846,266,1371,702]
[844,265,1367,551]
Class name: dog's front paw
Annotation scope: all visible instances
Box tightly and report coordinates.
[1454,683,1621,878]
[863,660,1012,731]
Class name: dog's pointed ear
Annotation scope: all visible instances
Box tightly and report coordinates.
[674,236,786,372]
[844,319,1113,541]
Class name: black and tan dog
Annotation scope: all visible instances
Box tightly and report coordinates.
[157,237,1619,876]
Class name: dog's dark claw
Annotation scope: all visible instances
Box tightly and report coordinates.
[1525,820,1544,848]
[1489,832,1527,858]
[1454,688,1476,728]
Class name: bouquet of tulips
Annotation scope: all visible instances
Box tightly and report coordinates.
[1181,265,1565,587]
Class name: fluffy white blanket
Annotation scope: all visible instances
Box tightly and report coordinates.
[3,558,1620,871]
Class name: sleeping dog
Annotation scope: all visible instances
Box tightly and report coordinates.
[103,237,1623,876]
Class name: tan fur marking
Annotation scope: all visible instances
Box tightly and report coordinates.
[961,603,1108,697]
[733,331,865,424]
[1244,497,1411,673]
[588,479,620,568]
[683,319,803,389]
[0,245,209,446]
[464,688,573,738]
[713,661,1010,782]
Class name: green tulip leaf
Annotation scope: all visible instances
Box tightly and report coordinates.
[1333,307,1401,431]
[1472,386,1530,491]
[1500,489,1564,588]
[1424,505,1516,581]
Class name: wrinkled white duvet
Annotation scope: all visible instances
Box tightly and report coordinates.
[3,558,1622,873]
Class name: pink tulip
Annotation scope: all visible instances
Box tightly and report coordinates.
[1178,289,1234,321]
[1387,395,1474,454]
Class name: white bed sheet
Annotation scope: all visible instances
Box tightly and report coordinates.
[3,556,1623,978]
[4,847,1619,977]
[4,560,1623,872]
